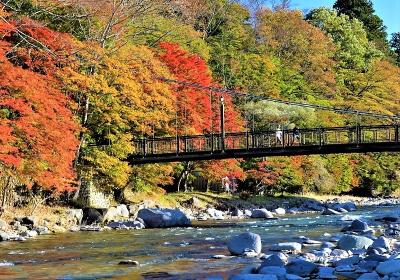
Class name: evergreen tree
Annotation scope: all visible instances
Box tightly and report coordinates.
[390,32,400,66]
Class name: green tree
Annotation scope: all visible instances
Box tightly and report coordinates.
[390,32,400,66]
[333,0,388,47]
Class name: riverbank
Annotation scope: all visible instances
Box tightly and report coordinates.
[1,192,400,243]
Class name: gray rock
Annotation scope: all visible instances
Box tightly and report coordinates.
[116,204,129,218]
[259,254,286,268]
[370,236,391,251]
[319,267,336,279]
[20,230,38,238]
[118,260,139,266]
[0,231,10,241]
[227,232,262,255]
[342,219,370,233]
[337,235,373,250]
[322,208,341,215]
[103,207,119,222]
[66,209,83,225]
[341,202,357,211]
[376,260,400,275]
[286,259,317,277]
[251,209,274,219]
[35,226,50,235]
[286,274,305,280]
[206,208,224,220]
[232,209,243,217]
[0,219,7,231]
[274,208,286,215]
[364,253,389,262]
[357,272,380,280]
[334,256,361,267]
[137,208,190,228]
[229,274,277,280]
[244,209,252,217]
[258,266,286,278]
[357,260,379,272]
[270,242,301,252]
[107,221,145,229]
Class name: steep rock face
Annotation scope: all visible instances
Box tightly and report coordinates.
[137,208,191,228]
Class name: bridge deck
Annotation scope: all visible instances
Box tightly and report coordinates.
[129,125,400,164]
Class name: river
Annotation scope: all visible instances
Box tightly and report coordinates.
[0,206,398,279]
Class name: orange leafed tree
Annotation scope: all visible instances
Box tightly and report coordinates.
[158,42,245,189]
[0,15,79,191]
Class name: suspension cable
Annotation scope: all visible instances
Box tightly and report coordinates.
[158,77,400,121]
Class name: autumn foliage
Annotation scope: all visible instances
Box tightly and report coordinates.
[0,15,79,191]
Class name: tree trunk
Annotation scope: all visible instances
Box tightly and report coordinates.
[0,175,12,216]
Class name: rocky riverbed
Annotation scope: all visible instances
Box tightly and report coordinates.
[1,197,400,279]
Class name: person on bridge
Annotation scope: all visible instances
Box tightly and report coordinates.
[276,126,283,146]
[292,126,300,145]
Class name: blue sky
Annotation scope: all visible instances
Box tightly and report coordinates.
[289,0,399,37]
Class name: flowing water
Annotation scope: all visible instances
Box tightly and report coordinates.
[0,206,399,280]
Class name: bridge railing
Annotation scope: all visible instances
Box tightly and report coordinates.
[132,124,399,156]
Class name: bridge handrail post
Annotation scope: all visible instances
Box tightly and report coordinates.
[151,137,155,154]
[211,133,214,153]
[143,137,147,156]
[282,130,285,148]
[176,136,180,155]
[184,136,188,153]
[318,127,322,146]
[395,124,399,143]
[356,124,361,146]
[246,131,249,150]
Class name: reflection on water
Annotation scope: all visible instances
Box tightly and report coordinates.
[0,207,397,279]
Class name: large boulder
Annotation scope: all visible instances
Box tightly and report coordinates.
[341,202,357,211]
[0,219,8,231]
[376,259,400,275]
[137,208,190,228]
[103,207,119,222]
[285,259,317,277]
[116,205,129,218]
[251,209,274,219]
[227,232,262,255]
[370,236,391,251]
[337,235,373,250]
[342,219,370,233]
[206,208,224,220]
[259,254,286,268]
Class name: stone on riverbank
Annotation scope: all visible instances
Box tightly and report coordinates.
[270,242,302,252]
[376,259,400,275]
[118,260,139,266]
[258,266,286,278]
[342,219,370,233]
[137,208,190,228]
[107,221,145,229]
[370,236,391,250]
[259,254,286,268]
[227,232,262,255]
[337,235,373,250]
[251,209,274,219]
[274,208,286,215]
[230,274,277,280]
[66,209,83,225]
[322,208,341,215]
[285,259,318,277]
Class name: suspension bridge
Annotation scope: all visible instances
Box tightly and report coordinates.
[128,79,400,164]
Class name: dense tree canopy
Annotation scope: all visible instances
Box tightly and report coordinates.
[1,0,400,198]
